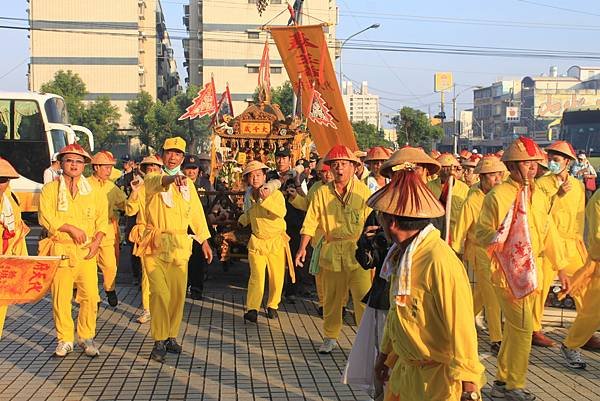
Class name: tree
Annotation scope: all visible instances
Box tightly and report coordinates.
[352,121,392,150]
[253,81,295,116]
[40,70,86,124]
[82,96,121,149]
[390,106,443,150]
[126,91,155,149]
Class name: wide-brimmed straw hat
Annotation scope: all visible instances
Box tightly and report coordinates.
[316,158,330,172]
[140,155,164,167]
[546,140,577,160]
[459,149,472,160]
[367,163,445,218]
[502,136,543,162]
[0,157,19,179]
[57,144,92,163]
[437,153,461,168]
[91,150,117,165]
[365,146,391,162]
[324,145,361,165]
[242,160,269,177]
[462,154,483,168]
[380,146,441,178]
[475,155,507,174]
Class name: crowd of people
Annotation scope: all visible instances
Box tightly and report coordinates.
[1,134,600,401]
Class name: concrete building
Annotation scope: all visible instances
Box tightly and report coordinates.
[342,81,380,128]
[28,0,180,129]
[183,0,338,114]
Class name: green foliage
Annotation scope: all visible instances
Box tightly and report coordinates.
[253,81,295,117]
[126,91,154,148]
[352,120,392,150]
[40,70,86,124]
[390,106,443,149]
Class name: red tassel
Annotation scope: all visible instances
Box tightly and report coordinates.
[518,136,538,157]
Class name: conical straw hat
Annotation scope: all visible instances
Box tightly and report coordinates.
[365,146,392,162]
[140,154,163,166]
[91,150,117,165]
[57,144,92,163]
[367,163,445,218]
[437,153,460,167]
[475,155,507,174]
[380,146,441,178]
[0,157,19,179]
[461,154,482,168]
[324,145,360,165]
[546,140,576,160]
[502,136,542,162]
[242,160,269,177]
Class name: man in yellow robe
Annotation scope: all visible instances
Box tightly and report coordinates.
[39,144,108,358]
[0,158,30,339]
[452,155,506,355]
[533,141,588,348]
[296,145,372,354]
[560,188,600,368]
[238,161,289,322]
[139,137,212,363]
[89,151,127,307]
[372,163,484,401]
[475,137,569,401]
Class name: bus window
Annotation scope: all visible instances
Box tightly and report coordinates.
[50,129,68,152]
[45,97,69,124]
[14,100,44,141]
[0,100,9,140]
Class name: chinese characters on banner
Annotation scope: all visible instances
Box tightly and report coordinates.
[269,24,357,154]
[0,256,62,306]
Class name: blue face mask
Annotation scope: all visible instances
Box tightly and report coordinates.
[548,160,562,175]
[163,165,181,176]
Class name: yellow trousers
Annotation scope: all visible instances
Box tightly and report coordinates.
[473,267,503,342]
[532,258,556,332]
[316,272,324,307]
[51,259,100,342]
[141,258,150,310]
[246,247,285,311]
[321,267,371,339]
[494,286,535,390]
[0,305,6,339]
[97,242,118,292]
[146,256,188,341]
[565,275,600,349]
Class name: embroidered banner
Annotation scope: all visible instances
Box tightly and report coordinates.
[0,256,62,306]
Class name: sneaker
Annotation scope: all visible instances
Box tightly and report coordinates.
[266,307,278,319]
[136,309,151,324]
[505,388,536,401]
[190,289,203,300]
[54,341,74,357]
[78,338,100,357]
[475,314,487,332]
[106,290,118,307]
[151,341,167,362]
[318,338,337,354]
[286,295,297,304]
[165,337,182,354]
[560,343,587,369]
[490,380,507,398]
[490,341,501,357]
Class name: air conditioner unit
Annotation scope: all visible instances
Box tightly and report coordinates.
[138,65,145,74]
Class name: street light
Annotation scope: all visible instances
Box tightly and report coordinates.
[338,23,381,90]
[452,85,482,154]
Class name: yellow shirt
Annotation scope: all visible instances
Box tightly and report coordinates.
[142,173,210,262]
[291,181,326,246]
[585,189,600,261]
[88,175,127,243]
[452,186,485,259]
[474,177,567,289]
[0,190,28,256]
[239,189,287,252]
[380,228,485,397]
[536,174,586,274]
[300,178,372,272]
[38,179,108,267]
[428,177,470,233]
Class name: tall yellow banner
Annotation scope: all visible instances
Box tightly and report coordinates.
[269,24,358,155]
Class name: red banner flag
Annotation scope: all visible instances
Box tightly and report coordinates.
[211,84,235,126]
[308,84,337,129]
[179,76,218,120]
[0,256,62,306]
[269,24,357,154]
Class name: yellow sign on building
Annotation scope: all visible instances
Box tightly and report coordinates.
[434,72,453,92]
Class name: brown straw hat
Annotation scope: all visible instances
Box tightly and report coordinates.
[0,157,19,179]
[546,140,577,160]
[91,150,117,165]
[140,154,164,167]
[316,158,330,172]
[367,162,445,218]
[365,146,392,162]
[324,145,361,165]
[242,160,269,177]
[380,146,441,178]
[502,136,543,162]
[437,153,461,167]
[475,155,507,174]
[57,144,92,163]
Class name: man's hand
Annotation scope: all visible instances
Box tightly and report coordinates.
[558,269,571,293]
[295,247,307,268]
[557,179,572,197]
[61,224,87,245]
[130,178,142,192]
[202,240,213,264]
[460,381,479,400]
[84,237,101,260]
[374,352,389,383]
[363,225,379,238]
[259,186,272,200]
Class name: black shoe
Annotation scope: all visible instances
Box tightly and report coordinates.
[491,341,501,357]
[151,341,167,362]
[266,307,278,319]
[190,289,203,300]
[317,306,323,317]
[285,295,297,304]
[132,278,140,287]
[106,290,118,307]
[244,309,258,323]
[165,338,182,354]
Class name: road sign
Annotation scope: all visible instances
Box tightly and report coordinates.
[506,107,520,122]
[434,72,453,92]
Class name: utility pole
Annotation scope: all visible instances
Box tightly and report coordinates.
[452,84,458,154]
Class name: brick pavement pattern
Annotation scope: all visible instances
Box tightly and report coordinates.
[0,263,599,401]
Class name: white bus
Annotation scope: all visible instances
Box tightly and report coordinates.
[0,92,94,211]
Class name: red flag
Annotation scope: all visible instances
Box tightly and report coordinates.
[258,41,271,103]
[211,84,235,126]
[488,186,538,299]
[178,76,218,120]
[308,84,337,129]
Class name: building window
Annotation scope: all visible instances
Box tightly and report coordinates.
[248,32,260,39]
[248,67,259,73]
[270,67,282,74]
[271,0,282,3]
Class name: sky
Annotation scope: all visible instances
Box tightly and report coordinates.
[2,0,599,121]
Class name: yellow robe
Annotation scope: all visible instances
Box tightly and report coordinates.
[381,228,485,400]
[301,178,372,339]
[474,177,566,390]
[38,179,108,343]
[0,190,29,339]
[239,189,288,311]
[428,177,470,237]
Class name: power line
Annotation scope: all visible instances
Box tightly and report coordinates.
[515,0,600,18]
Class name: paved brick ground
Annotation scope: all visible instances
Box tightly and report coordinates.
[0,260,599,401]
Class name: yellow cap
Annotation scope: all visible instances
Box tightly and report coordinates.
[163,136,186,153]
